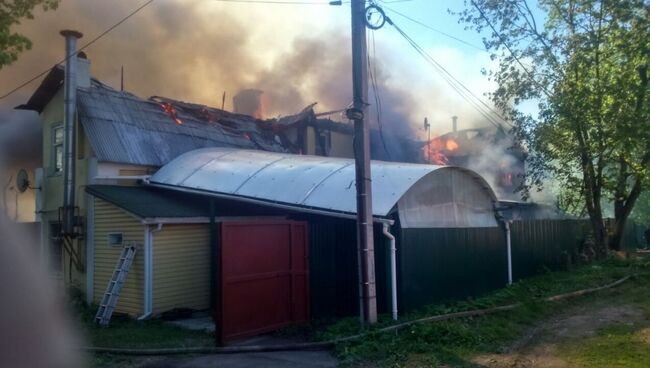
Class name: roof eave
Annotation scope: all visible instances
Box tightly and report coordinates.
[145,181,395,225]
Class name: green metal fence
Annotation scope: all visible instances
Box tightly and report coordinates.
[397,226,507,312]
[510,220,586,280]
[307,217,389,319]
[307,217,637,318]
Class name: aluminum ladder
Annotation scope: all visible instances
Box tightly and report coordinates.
[95,242,138,326]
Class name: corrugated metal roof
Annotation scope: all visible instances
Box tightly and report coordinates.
[77,83,291,167]
[149,147,498,219]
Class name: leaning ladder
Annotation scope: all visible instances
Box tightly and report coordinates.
[95,242,138,326]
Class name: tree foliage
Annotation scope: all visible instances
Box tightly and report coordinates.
[459,0,649,251]
[0,0,59,68]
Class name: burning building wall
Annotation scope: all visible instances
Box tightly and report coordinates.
[421,126,525,200]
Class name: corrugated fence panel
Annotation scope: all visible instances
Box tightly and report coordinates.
[308,217,388,319]
[510,220,585,280]
[398,227,506,312]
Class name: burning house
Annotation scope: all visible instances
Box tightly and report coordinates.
[4,29,594,345]
[11,43,357,295]
[422,125,526,200]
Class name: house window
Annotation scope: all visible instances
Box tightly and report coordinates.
[107,233,124,246]
[52,125,64,175]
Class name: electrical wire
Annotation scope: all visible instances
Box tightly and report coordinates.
[367,30,392,160]
[0,0,156,100]
[381,4,486,52]
[469,0,552,99]
[387,17,513,129]
[212,0,347,4]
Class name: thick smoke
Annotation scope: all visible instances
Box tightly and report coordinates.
[0,1,493,135]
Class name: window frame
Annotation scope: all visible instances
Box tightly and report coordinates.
[51,124,64,176]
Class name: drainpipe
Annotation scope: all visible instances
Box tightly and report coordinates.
[60,30,82,234]
[139,223,162,320]
[505,221,513,285]
[382,223,398,321]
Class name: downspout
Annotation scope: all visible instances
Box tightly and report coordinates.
[139,223,162,320]
[382,223,398,321]
[505,221,513,285]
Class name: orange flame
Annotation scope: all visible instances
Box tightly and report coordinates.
[423,137,459,165]
[161,102,183,125]
[446,138,459,151]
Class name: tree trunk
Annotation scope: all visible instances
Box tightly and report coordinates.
[610,178,642,251]
[609,219,626,252]
[589,212,609,257]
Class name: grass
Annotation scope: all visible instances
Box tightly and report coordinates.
[560,324,650,368]
[73,256,650,367]
[67,298,214,367]
[68,295,214,350]
[319,257,650,367]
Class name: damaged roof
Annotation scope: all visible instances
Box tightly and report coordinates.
[18,65,316,167]
[77,84,296,166]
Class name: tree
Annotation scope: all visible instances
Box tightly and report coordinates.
[459,0,649,252]
[0,0,60,68]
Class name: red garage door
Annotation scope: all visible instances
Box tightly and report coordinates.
[220,220,309,342]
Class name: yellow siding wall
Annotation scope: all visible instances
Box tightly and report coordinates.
[153,224,210,314]
[93,198,144,315]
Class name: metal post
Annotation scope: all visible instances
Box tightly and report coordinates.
[350,0,377,324]
[60,30,82,234]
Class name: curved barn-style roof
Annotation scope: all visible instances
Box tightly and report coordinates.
[148,148,498,227]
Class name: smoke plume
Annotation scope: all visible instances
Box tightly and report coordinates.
[0,0,497,137]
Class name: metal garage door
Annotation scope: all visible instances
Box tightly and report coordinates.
[220,220,309,342]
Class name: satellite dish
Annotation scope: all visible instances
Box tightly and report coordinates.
[16,169,30,193]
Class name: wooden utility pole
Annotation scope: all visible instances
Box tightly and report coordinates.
[350,0,377,324]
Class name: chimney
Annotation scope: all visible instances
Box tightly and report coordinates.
[452,116,458,133]
[233,89,266,119]
[76,51,91,89]
[60,29,82,234]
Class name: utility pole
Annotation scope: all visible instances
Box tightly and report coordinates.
[349,0,377,324]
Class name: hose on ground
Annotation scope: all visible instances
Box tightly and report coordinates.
[85,274,635,355]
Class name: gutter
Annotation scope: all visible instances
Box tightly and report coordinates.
[138,223,162,320]
[144,181,395,225]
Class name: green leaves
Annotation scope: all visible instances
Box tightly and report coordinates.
[0,0,60,69]
[460,0,649,250]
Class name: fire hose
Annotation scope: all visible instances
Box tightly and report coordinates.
[85,274,635,355]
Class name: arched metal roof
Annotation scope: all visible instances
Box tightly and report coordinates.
[148,148,497,223]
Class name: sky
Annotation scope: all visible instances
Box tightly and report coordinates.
[0,0,519,139]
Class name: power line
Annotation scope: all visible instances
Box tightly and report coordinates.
[386,17,512,129]
[212,0,347,4]
[0,0,156,100]
[381,4,486,52]
[469,0,552,98]
[367,30,391,160]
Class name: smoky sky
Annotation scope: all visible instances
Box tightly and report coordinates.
[0,0,496,144]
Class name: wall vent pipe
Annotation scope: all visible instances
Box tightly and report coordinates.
[60,30,83,234]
